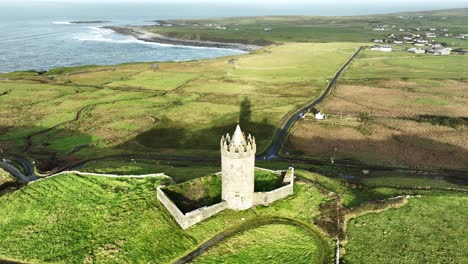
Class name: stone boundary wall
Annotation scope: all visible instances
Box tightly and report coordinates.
[29,170,172,185]
[254,167,279,174]
[253,167,294,206]
[157,187,227,229]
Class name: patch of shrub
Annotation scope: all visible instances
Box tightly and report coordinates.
[356,124,373,136]
[411,115,468,129]
[357,112,373,124]
[356,112,374,135]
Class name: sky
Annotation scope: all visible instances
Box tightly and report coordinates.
[1,0,467,4]
[0,0,466,19]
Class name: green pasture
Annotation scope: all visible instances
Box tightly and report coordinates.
[80,160,219,183]
[295,170,403,208]
[0,42,359,161]
[344,193,468,264]
[361,176,468,190]
[344,50,468,80]
[146,9,468,45]
[192,224,322,264]
[0,173,328,263]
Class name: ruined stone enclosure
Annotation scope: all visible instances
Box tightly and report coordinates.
[158,168,294,229]
[157,125,294,229]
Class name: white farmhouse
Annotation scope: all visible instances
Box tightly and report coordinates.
[433,48,452,56]
[314,112,325,120]
[408,48,426,54]
[370,45,392,52]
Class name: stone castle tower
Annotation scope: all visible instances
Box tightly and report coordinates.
[220,125,256,210]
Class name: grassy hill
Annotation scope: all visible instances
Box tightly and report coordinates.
[0,173,328,263]
[344,193,468,263]
[0,168,466,263]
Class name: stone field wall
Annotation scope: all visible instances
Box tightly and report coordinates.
[157,187,226,229]
[253,167,294,206]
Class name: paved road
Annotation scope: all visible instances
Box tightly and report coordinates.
[0,158,37,183]
[0,162,30,182]
[259,47,363,160]
[2,46,467,182]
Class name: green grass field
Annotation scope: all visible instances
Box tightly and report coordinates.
[296,170,404,208]
[80,159,219,182]
[144,9,468,45]
[344,50,468,80]
[361,176,468,190]
[0,42,360,170]
[344,193,468,264]
[192,224,322,264]
[0,173,328,263]
[1,164,466,263]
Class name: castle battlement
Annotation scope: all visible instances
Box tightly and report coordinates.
[220,125,256,157]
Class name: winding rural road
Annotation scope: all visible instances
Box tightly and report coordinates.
[0,158,37,183]
[259,47,363,160]
[2,46,467,184]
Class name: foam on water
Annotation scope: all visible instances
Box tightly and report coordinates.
[73,26,246,52]
[52,21,72,25]
[73,27,115,42]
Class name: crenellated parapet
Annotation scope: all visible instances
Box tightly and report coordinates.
[220,128,256,159]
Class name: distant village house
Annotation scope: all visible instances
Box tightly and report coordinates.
[370,45,392,52]
[408,48,426,54]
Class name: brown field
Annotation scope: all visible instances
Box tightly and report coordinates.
[285,79,468,170]
[286,116,468,170]
[322,80,468,117]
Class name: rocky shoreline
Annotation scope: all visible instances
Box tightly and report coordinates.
[104,26,261,51]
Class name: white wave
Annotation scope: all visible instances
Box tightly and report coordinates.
[52,21,72,25]
[73,26,246,53]
[73,27,115,42]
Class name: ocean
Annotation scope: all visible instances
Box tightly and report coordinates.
[0,2,465,73]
